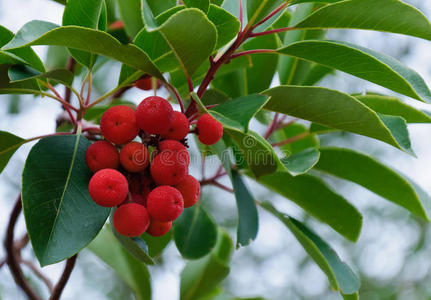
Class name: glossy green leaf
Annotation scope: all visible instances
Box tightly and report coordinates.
[22,135,110,266]
[146,0,177,16]
[255,171,362,241]
[247,0,285,26]
[8,65,74,87]
[273,123,319,155]
[98,0,108,31]
[201,88,229,105]
[301,64,333,86]
[158,8,217,76]
[88,226,152,300]
[2,21,164,80]
[62,0,103,67]
[208,4,240,50]
[314,147,429,220]
[174,205,218,259]
[342,292,359,300]
[281,148,320,175]
[0,65,40,94]
[116,0,145,37]
[0,131,25,173]
[277,40,431,103]
[141,0,159,30]
[261,201,360,294]
[294,0,431,41]
[140,231,172,258]
[180,229,233,300]
[183,0,210,13]
[263,86,413,153]
[355,94,431,123]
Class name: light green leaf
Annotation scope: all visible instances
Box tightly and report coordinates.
[301,64,333,86]
[183,0,210,13]
[263,86,413,153]
[140,231,172,258]
[141,0,159,30]
[281,148,320,175]
[116,0,145,37]
[22,135,110,266]
[8,65,74,87]
[2,21,164,80]
[208,4,240,50]
[261,201,360,294]
[277,40,431,102]
[0,131,25,173]
[294,0,431,41]
[247,0,285,26]
[342,292,359,300]
[314,147,429,220]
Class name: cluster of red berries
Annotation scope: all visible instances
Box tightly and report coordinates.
[85,95,223,238]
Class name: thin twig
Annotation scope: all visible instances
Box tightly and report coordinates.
[248,26,294,38]
[251,2,289,29]
[264,113,279,139]
[230,49,276,60]
[48,255,77,300]
[85,73,92,106]
[271,132,310,147]
[64,57,76,104]
[239,0,244,32]
[165,82,185,113]
[21,259,54,293]
[211,181,234,193]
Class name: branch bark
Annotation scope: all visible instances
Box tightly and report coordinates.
[49,255,77,300]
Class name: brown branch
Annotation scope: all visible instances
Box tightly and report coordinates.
[49,254,77,300]
[64,57,76,104]
[4,196,42,300]
[21,259,54,293]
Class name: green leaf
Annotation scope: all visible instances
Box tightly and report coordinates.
[342,292,359,300]
[355,94,431,123]
[88,226,151,300]
[62,0,103,67]
[261,201,360,294]
[273,123,319,154]
[183,0,210,13]
[231,170,258,247]
[301,64,333,86]
[141,0,159,30]
[263,86,413,153]
[140,231,172,258]
[201,88,229,105]
[158,8,217,76]
[180,229,233,300]
[255,172,362,241]
[8,65,74,87]
[174,205,218,260]
[277,40,431,103]
[211,94,269,131]
[281,148,320,175]
[2,21,164,80]
[246,0,285,26]
[117,0,145,37]
[98,0,108,31]
[294,0,431,41]
[0,65,40,94]
[314,147,429,220]
[0,131,25,173]
[146,0,177,16]
[22,135,110,266]
[208,4,240,50]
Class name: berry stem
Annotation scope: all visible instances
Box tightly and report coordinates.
[248,26,294,38]
[251,2,289,29]
[85,73,92,106]
[264,113,280,139]
[165,82,185,113]
[239,0,244,32]
[271,132,311,147]
[230,49,276,60]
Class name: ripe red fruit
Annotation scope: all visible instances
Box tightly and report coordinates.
[89,169,128,207]
[196,113,223,145]
[147,218,172,237]
[109,20,124,30]
[150,152,188,185]
[147,186,184,221]
[119,142,150,173]
[136,96,174,134]
[135,77,161,90]
[175,175,200,208]
[158,140,190,167]
[85,140,119,172]
[113,203,150,237]
[161,111,189,141]
[100,105,139,145]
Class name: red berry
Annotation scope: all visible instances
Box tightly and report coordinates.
[147,186,184,221]
[147,218,172,237]
[100,105,139,145]
[119,142,150,173]
[89,169,128,207]
[161,111,189,140]
[150,152,188,185]
[175,175,200,208]
[197,113,223,145]
[85,141,119,172]
[113,203,150,237]
[136,96,174,134]
[135,77,161,90]
[158,140,190,167]
[109,20,124,30]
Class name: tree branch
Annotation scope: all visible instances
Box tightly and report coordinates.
[49,254,77,300]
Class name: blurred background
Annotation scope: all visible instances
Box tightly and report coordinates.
[1,0,431,299]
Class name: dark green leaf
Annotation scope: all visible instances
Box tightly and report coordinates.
[0,131,25,173]
[141,0,159,30]
[301,64,333,86]
[146,0,177,16]
[263,86,413,153]
[174,205,218,259]
[201,88,229,105]
[183,0,210,13]
[247,0,285,26]
[8,65,74,87]
[117,0,145,37]
[0,64,40,94]
[208,4,240,50]
[98,0,108,31]
[314,147,429,220]
[277,40,431,102]
[281,148,320,175]
[294,0,431,41]
[261,201,360,294]
[2,21,164,80]
[22,135,110,266]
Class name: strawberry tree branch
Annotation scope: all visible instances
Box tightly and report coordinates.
[248,26,294,38]
[21,259,54,293]
[64,57,76,104]
[230,49,276,60]
[251,2,289,29]
[49,255,77,300]
[271,132,311,147]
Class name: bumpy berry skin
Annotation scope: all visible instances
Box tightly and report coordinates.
[85,141,119,172]
[150,152,188,185]
[175,175,200,208]
[158,140,190,167]
[147,186,184,221]
[113,203,150,237]
[136,96,174,134]
[89,169,128,207]
[161,111,189,141]
[100,105,139,145]
[197,113,223,145]
[120,142,150,173]
[147,218,172,237]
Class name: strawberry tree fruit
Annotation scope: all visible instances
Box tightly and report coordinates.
[147,186,184,222]
[89,169,129,207]
[196,113,223,145]
[136,96,174,134]
[100,105,139,145]
[85,140,119,172]
[113,203,150,237]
